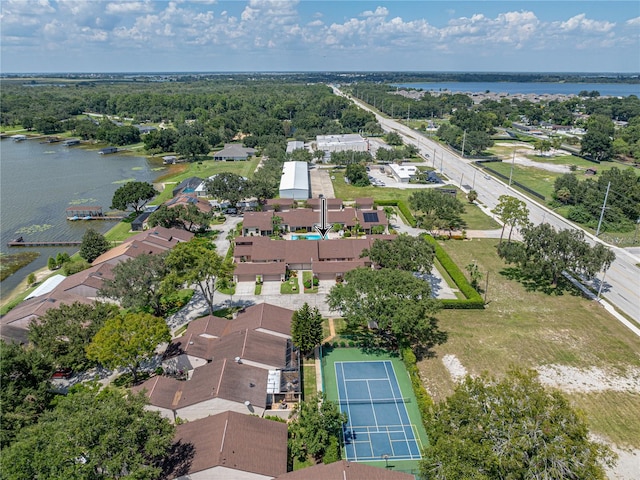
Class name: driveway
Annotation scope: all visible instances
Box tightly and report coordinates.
[261,280,282,295]
[310,167,336,198]
[235,281,256,295]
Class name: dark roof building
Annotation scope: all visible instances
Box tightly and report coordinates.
[167,411,288,480]
[172,177,203,197]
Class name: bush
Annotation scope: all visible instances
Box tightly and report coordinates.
[313,277,319,286]
[62,259,90,276]
[374,200,416,227]
[323,436,341,464]
[304,280,312,289]
[27,273,36,285]
[401,347,434,430]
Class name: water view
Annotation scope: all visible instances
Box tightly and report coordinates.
[0,138,161,294]
[392,82,640,97]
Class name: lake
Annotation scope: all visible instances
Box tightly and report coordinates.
[391,82,640,97]
[0,138,162,295]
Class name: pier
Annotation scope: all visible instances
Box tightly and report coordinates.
[65,206,124,221]
[8,237,82,247]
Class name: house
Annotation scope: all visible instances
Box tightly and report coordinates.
[172,177,203,197]
[354,197,374,210]
[272,460,414,480]
[0,292,95,344]
[134,125,157,134]
[131,211,153,231]
[279,162,309,200]
[54,262,115,298]
[165,194,213,215]
[98,147,118,155]
[264,198,296,212]
[133,358,270,421]
[166,411,288,480]
[91,227,193,266]
[213,144,256,161]
[388,163,418,183]
[305,197,343,210]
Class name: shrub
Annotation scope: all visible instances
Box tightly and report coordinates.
[401,347,434,430]
[62,259,90,276]
[339,341,346,348]
[304,280,312,289]
[27,273,36,285]
[323,436,341,464]
[348,341,355,347]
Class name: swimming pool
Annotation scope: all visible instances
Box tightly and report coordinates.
[291,234,323,240]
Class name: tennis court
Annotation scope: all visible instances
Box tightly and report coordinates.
[335,360,423,462]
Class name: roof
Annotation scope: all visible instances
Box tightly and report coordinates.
[213,144,256,159]
[25,274,66,300]
[172,177,203,196]
[134,358,268,410]
[92,227,193,265]
[389,164,417,180]
[264,198,295,210]
[273,460,414,480]
[355,197,375,209]
[1,292,95,343]
[168,411,287,479]
[279,162,309,197]
[211,329,288,368]
[165,194,212,214]
[56,262,115,293]
[306,198,343,210]
[230,303,293,337]
[286,140,305,153]
[316,134,367,147]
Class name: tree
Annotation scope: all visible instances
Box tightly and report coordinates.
[28,301,119,371]
[27,272,36,286]
[385,131,403,146]
[327,268,446,355]
[345,163,370,187]
[111,181,157,214]
[206,172,248,207]
[0,341,54,449]
[491,195,530,243]
[147,204,211,233]
[163,237,231,316]
[361,235,435,273]
[0,384,175,480]
[409,190,465,235]
[581,114,614,161]
[86,312,170,383]
[288,393,347,463]
[99,253,170,316]
[47,256,57,270]
[467,189,478,203]
[465,262,483,290]
[420,370,613,480]
[291,303,323,357]
[79,227,111,263]
[498,223,616,288]
[175,135,210,160]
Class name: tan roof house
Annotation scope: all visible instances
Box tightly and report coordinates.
[272,460,414,480]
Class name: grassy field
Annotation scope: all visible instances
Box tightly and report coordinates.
[281,276,300,294]
[418,238,640,448]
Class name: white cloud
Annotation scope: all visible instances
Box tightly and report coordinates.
[559,13,615,33]
[361,6,388,18]
[105,1,153,14]
[625,16,640,26]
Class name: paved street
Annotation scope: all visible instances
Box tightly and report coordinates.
[333,86,640,325]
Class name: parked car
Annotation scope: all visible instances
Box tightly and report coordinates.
[52,368,73,379]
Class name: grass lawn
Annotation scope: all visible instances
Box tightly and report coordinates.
[462,203,501,230]
[302,271,318,293]
[483,162,561,199]
[150,157,261,205]
[281,276,299,294]
[302,364,317,399]
[418,238,640,448]
[104,221,139,243]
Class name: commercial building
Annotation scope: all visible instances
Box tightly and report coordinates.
[278,162,309,200]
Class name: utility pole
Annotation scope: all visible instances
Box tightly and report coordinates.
[596,182,611,237]
[407,105,410,122]
[461,130,466,157]
[472,170,477,189]
[508,149,516,187]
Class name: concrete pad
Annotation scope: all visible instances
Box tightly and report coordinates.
[317,279,335,295]
[261,280,282,295]
[235,281,256,296]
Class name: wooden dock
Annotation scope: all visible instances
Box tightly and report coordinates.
[8,237,82,247]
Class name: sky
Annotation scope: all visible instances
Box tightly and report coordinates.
[1,0,639,74]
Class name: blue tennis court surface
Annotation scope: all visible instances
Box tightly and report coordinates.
[335,360,422,462]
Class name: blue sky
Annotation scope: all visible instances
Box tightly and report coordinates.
[1,1,639,73]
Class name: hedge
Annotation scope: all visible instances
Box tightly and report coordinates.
[422,234,485,309]
[401,347,433,430]
[374,199,417,227]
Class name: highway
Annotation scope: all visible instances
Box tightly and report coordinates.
[332,86,640,325]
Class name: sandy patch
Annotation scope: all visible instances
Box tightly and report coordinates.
[606,444,640,480]
[536,364,640,393]
[442,354,468,383]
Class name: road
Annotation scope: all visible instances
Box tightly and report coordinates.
[331,86,640,324]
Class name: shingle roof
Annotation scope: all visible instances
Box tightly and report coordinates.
[168,411,287,479]
[134,358,268,410]
[273,460,414,479]
[210,329,288,369]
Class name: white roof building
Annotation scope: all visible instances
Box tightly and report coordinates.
[316,134,368,153]
[279,162,309,200]
[286,141,305,154]
[389,163,418,183]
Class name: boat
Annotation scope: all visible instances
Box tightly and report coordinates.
[82,216,93,220]
[68,215,79,221]
[11,134,27,142]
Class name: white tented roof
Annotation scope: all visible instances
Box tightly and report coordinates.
[279,161,309,195]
